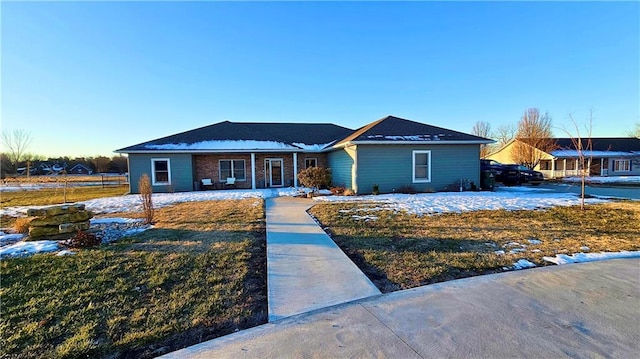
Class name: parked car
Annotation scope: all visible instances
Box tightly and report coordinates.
[480,159,519,185]
[502,164,544,185]
[480,160,543,186]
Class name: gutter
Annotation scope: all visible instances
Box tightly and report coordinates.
[115,149,327,154]
[330,140,493,150]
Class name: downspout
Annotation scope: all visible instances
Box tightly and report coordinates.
[251,153,256,189]
[293,152,298,187]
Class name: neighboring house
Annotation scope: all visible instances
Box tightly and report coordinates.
[68,163,94,175]
[115,116,492,194]
[486,138,640,178]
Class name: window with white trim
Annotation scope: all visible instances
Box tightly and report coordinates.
[219,160,246,181]
[613,159,631,172]
[412,150,431,183]
[305,158,317,168]
[151,158,171,185]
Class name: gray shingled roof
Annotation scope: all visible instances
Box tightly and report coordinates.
[335,115,492,145]
[116,121,354,152]
[552,138,640,152]
[116,116,491,153]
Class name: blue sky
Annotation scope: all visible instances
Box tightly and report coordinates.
[2,1,638,158]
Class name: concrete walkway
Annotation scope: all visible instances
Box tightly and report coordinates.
[163,258,639,358]
[264,197,381,322]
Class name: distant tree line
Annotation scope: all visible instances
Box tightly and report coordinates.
[1,129,128,178]
[0,154,128,178]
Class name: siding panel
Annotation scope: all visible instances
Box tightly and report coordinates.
[128,154,194,193]
[355,145,481,194]
[327,149,354,189]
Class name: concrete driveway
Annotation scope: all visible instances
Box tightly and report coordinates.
[536,182,640,200]
[163,258,640,358]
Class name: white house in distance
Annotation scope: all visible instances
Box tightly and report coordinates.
[486,138,640,179]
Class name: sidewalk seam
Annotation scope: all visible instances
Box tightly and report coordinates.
[360,304,426,359]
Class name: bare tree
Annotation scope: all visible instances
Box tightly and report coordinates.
[512,108,556,169]
[562,112,594,211]
[493,124,516,148]
[471,121,492,157]
[627,122,640,138]
[1,129,32,173]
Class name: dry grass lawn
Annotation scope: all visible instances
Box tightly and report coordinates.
[309,201,640,292]
[1,199,266,359]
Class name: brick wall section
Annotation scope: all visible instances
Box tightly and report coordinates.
[194,154,253,189]
[194,152,329,189]
[256,153,295,187]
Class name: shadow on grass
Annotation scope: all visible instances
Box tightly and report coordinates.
[331,234,513,293]
[1,227,267,359]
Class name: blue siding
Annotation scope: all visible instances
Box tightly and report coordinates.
[355,145,481,194]
[327,149,354,189]
[128,154,194,193]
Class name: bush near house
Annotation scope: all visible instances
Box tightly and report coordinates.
[297,167,331,191]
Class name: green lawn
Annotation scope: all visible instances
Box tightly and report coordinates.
[1,199,267,358]
[309,201,640,292]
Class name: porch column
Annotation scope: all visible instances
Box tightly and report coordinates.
[251,153,256,189]
[563,159,567,177]
[551,158,555,179]
[600,158,604,176]
[293,152,298,187]
[576,159,579,176]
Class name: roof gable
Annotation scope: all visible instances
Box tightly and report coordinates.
[335,115,491,145]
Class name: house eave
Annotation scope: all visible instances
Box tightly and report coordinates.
[115,148,326,154]
[338,140,493,146]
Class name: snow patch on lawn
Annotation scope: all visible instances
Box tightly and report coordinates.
[0,188,305,217]
[313,187,607,215]
[543,251,640,265]
[512,259,537,270]
[0,240,60,258]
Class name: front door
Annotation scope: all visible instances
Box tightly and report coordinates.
[266,159,284,187]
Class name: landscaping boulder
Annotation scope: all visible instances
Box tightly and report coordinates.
[26,204,93,240]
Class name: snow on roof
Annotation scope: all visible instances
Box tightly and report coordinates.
[550,150,637,158]
[292,141,336,151]
[366,134,449,141]
[145,140,298,151]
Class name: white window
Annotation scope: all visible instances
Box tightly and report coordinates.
[613,159,631,172]
[412,150,431,183]
[305,158,317,168]
[151,158,171,185]
[219,160,246,181]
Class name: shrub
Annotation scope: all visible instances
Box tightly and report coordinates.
[297,167,331,191]
[61,230,101,248]
[343,189,355,196]
[139,174,154,224]
[372,184,380,195]
[14,217,35,234]
[330,186,346,195]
